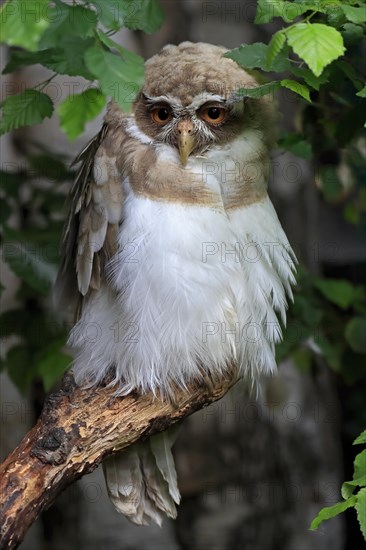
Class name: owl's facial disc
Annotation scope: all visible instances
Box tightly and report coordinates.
[134,93,237,165]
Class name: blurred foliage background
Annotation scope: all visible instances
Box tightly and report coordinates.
[0,0,365,548]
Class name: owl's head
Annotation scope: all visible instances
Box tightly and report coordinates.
[133,42,274,165]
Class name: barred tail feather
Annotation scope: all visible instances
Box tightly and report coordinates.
[150,428,181,505]
[103,429,180,526]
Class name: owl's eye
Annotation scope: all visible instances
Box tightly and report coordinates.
[199,106,227,125]
[151,107,172,125]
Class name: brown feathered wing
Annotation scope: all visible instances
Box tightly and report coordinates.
[54,119,124,319]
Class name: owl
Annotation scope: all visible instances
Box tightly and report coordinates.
[55,42,296,526]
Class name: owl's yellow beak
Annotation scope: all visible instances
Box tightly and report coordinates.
[177,119,195,166]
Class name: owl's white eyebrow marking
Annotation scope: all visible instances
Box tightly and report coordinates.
[143,94,182,110]
[188,93,226,111]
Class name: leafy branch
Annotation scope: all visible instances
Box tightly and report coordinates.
[310,430,366,540]
[0,0,163,139]
[225,0,366,224]
[225,0,365,104]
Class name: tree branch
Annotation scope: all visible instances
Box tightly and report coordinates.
[0,371,237,550]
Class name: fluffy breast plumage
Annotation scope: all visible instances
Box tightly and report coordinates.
[69,167,296,396]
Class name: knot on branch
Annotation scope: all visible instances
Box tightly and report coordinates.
[31,427,71,465]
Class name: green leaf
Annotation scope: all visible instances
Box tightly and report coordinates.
[340,350,366,384]
[286,23,345,77]
[43,38,96,79]
[357,86,366,98]
[316,335,344,371]
[355,488,366,541]
[337,61,363,90]
[292,347,312,371]
[0,170,24,197]
[323,4,345,28]
[0,309,31,338]
[3,49,56,74]
[3,240,57,294]
[255,0,314,24]
[342,23,364,44]
[354,450,366,481]
[225,43,290,72]
[0,200,11,224]
[95,28,125,53]
[2,40,96,79]
[319,165,343,202]
[293,295,323,325]
[7,222,61,248]
[236,81,281,99]
[5,345,34,394]
[354,431,366,445]
[0,0,50,51]
[266,30,286,70]
[28,154,71,182]
[280,79,311,102]
[5,225,60,249]
[345,317,366,354]
[314,278,360,309]
[279,133,312,159]
[341,5,366,25]
[129,0,164,33]
[226,43,268,69]
[344,202,360,225]
[341,447,366,499]
[0,89,53,136]
[310,496,357,530]
[39,2,97,49]
[37,340,71,392]
[90,0,124,30]
[84,45,144,111]
[91,0,164,33]
[335,102,366,146]
[289,65,329,90]
[342,478,366,499]
[57,89,106,140]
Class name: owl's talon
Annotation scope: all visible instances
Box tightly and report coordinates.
[202,373,215,396]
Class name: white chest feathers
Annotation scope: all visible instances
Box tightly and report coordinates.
[69,189,296,396]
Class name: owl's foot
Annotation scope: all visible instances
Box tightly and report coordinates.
[202,372,216,396]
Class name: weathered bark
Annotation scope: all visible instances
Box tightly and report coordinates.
[0,371,237,550]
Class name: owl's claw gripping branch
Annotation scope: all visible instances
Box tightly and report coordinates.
[0,370,238,550]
